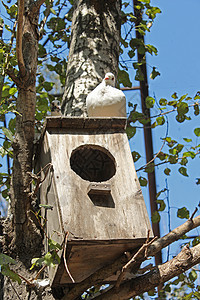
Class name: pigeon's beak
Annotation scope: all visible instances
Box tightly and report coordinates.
[105,77,109,80]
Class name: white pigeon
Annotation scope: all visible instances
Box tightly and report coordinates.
[50,100,61,116]
[86,72,126,118]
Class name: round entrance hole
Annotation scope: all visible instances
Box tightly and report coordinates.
[70,145,116,182]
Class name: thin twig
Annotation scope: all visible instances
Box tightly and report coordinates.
[16,0,26,77]
[30,210,49,239]
[115,233,157,289]
[63,232,75,283]
[9,269,34,286]
[39,0,52,38]
[37,162,52,177]
[33,264,47,281]
[190,207,198,220]
[136,149,200,172]
[28,163,52,197]
[8,277,22,300]
[136,140,165,172]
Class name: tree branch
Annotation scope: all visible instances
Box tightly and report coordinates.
[16,0,26,77]
[93,243,200,300]
[64,215,200,300]
[115,233,157,289]
[6,69,22,86]
[39,1,51,38]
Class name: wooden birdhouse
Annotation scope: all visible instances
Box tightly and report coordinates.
[36,116,153,287]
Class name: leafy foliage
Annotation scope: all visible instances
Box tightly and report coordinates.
[0,253,21,284]
[30,238,62,270]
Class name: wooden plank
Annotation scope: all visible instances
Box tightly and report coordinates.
[55,240,144,285]
[87,183,111,195]
[44,116,127,130]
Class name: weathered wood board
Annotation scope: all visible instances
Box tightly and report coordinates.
[36,117,153,286]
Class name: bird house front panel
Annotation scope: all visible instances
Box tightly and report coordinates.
[39,117,152,243]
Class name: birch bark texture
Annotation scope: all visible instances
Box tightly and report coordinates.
[61,0,121,116]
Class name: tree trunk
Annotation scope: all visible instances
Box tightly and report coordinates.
[2,1,54,299]
[9,0,42,258]
[61,0,121,116]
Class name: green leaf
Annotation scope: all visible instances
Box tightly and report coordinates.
[30,257,44,269]
[0,253,17,266]
[168,100,177,106]
[178,167,189,177]
[177,102,189,115]
[48,239,62,251]
[168,155,177,164]
[156,116,165,126]
[47,17,65,31]
[177,207,189,219]
[145,96,155,108]
[130,38,141,50]
[118,69,132,87]
[171,92,178,99]
[132,151,141,162]
[1,265,21,284]
[176,114,186,123]
[148,289,156,296]
[178,94,188,101]
[145,45,158,56]
[138,45,146,55]
[172,143,184,153]
[144,163,154,173]
[9,87,17,95]
[43,82,54,92]
[164,168,171,175]
[192,237,200,246]
[164,284,171,293]
[151,211,160,223]
[128,50,135,58]
[183,151,196,159]
[196,178,200,185]
[189,270,197,282]
[194,104,199,116]
[180,157,188,166]
[2,127,14,142]
[157,199,166,211]
[194,128,200,137]
[165,138,174,148]
[8,118,16,134]
[194,91,200,100]
[126,126,136,139]
[157,151,167,161]
[183,138,192,143]
[50,8,56,15]
[44,251,60,267]
[159,98,167,106]
[139,176,148,187]
[135,67,144,81]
